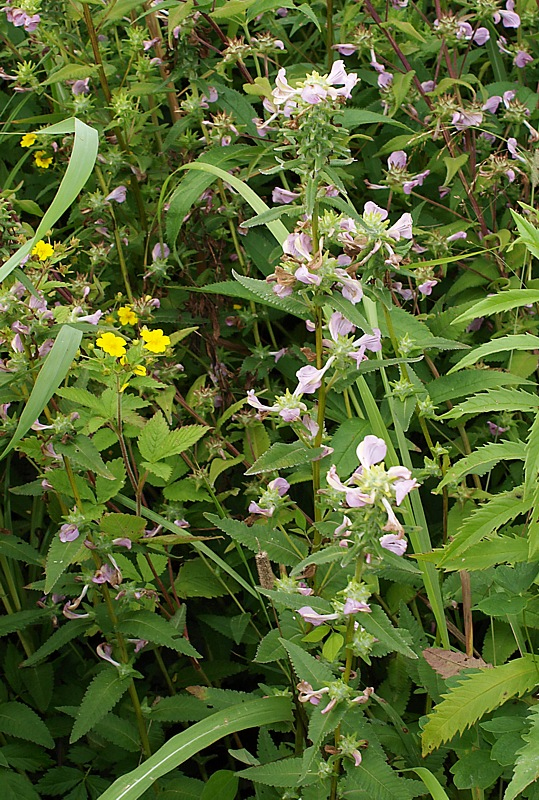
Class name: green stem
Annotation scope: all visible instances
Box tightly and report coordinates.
[326,0,334,70]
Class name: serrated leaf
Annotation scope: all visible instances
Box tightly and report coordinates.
[504,705,539,800]
[70,668,131,743]
[436,441,526,490]
[0,609,50,636]
[254,628,286,663]
[0,770,41,800]
[151,695,210,723]
[427,370,528,405]
[22,618,90,667]
[448,335,539,373]
[0,702,54,748]
[21,663,54,712]
[56,435,115,479]
[95,458,126,503]
[232,271,309,318]
[45,535,86,594]
[423,649,490,678]
[342,746,414,799]
[439,488,532,566]
[141,461,173,481]
[119,611,201,657]
[100,513,146,540]
[361,606,417,660]
[279,638,334,686]
[245,441,326,475]
[37,766,83,794]
[206,514,307,566]
[525,410,539,497]
[237,757,310,787]
[98,713,140,752]
[0,535,43,566]
[440,535,528,572]
[421,656,538,755]
[138,413,207,463]
[454,290,539,325]
[441,388,539,419]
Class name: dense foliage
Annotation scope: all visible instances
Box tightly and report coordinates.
[2,0,539,798]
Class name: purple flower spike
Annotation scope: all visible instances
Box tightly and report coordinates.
[72,78,90,95]
[272,187,300,204]
[379,533,407,556]
[418,279,438,296]
[59,523,80,543]
[515,51,533,68]
[152,242,170,261]
[487,420,509,436]
[343,599,371,615]
[268,477,290,496]
[388,150,407,170]
[356,435,387,468]
[493,0,520,27]
[473,27,490,44]
[105,185,127,204]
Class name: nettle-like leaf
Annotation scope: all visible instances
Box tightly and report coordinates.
[441,535,528,571]
[0,769,41,800]
[436,441,526,491]
[245,441,326,475]
[441,388,539,419]
[207,514,307,566]
[0,535,43,567]
[151,695,211,723]
[0,702,54,748]
[22,618,90,667]
[137,412,208,464]
[70,667,131,743]
[361,606,417,660]
[238,757,317,788]
[504,705,539,800]
[118,611,201,657]
[0,609,50,637]
[232,270,310,318]
[448,334,539,373]
[98,713,140,753]
[421,655,538,755]
[438,487,532,567]
[427,369,528,406]
[279,638,334,686]
[341,746,415,800]
[44,535,86,594]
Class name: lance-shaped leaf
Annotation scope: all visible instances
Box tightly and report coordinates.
[448,335,539,373]
[70,668,132,743]
[453,289,539,325]
[504,705,539,800]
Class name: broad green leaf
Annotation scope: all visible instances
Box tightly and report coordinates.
[70,668,131,743]
[511,209,539,261]
[22,618,90,667]
[0,118,98,283]
[448,335,539,373]
[440,535,528,571]
[279,638,335,686]
[0,609,50,637]
[21,663,54,713]
[1,325,82,460]
[254,629,286,663]
[297,2,321,30]
[427,370,528,405]
[322,632,344,662]
[439,488,532,566]
[97,697,293,800]
[0,535,42,567]
[454,289,539,325]
[209,0,256,19]
[422,656,538,755]
[238,757,312,787]
[206,514,307,566]
[361,606,417,660]
[232,271,310,318]
[44,535,86,594]
[118,611,201,657]
[436,441,525,490]
[504,705,539,800]
[441,388,539,419]
[342,747,415,800]
[525,410,539,497]
[200,770,238,800]
[98,713,143,752]
[0,702,54,748]
[245,441,326,475]
[100,513,146,540]
[43,64,98,85]
[150,695,211,723]
[138,413,207,463]
[56,435,115,479]
[240,204,300,229]
[443,154,469,186]
[301,703,347,780]
[0,771,41,800]
[175,163,288,245]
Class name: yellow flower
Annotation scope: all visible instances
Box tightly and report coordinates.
[31,240,54,261]
[20,133,37,148]
[117,305,138,326]
[34,151,53,169]
[132,364,146,376]
[140,327,170,354]
[96,332,127,358]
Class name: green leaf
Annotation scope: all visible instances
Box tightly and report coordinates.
[240,204,300,229]
[0,534,43,567]
[237,757,310,787]
[511,209,539,261]
[297,2,321,29]
[443,154,469,186]
[436,441,526,490]
[207,514,307,566]
[525,410,539,497]
[403,768,450,800]
[0,770,41,800]
[98,713,140,752]
[1,326,82,460]
[175,162,288,245]
[0,609,50,637]
[151,695,210,723]
[441,388,539,419]
[245,441,326,475]
[254,628,286,663]
[20,663,54,712]
[438,488,532,567]
[279,638,335,686]
[138,413,207,463]
[322,632,344,662]
[43,64,98,85]
[119,611,201,657]
[95,458,126,503]
[100,513,146,540]
[453,289,539,325]
[0,702,54,748]
[97,697,293,800]
[421,656,538,755]
[427,370,528,405]
[0,118,98,284]
[44,535,85,594]
[342,746,415,800]
[56,435,115,479]
[504,705,539,800]
[22,618,90,667]
[360,606,417,660]
[448,335,539,373]
[232,271,310,318]
[440,535,528,571]
[200,770,238,800]
[70,668,131,743]
[450,749,503,790]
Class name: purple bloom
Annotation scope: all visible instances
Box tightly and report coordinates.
[329,311,355,339]
[334,270,364,304]
[334,43,357,56]
[59,523,80,543]
[473,27,490,44]
[268,477,290,496]
[487,420,509,436]
[452,110,483,130]
[387,213,413,240]
[418,279,438,296]
[301,82,327,104]
[493,0,520,27]
[378,72,393,89]
[507,137,526,161]
[294,357,335,394]
[174,519,190,528]
[466,317,484,332]
[364,201,388,221]
[343,598,371,615]
[403,170,430,195]
[283,232,312,260]
[152,242,170,260]
[105,185,127,204]
[354,328,382,352]
[295,265,322,285]
[72,78,90,95]
[515,51,533,68]
[379,533,407,556]
[446,231,467,242]
[112,537,132,549]
[388,150,407,170]
[272,187,300,204]
[298,606,339,626]
[421,80,436,92]
[357,435,387,467]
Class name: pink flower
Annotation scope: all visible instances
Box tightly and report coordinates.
[152,242,170,260]
[382,498,405,533]
[379,533,407,556]
[493,0,520,27]
[272,187,300,204]
[334,44,357,56]
[72,78,90,95]
[452,110,483,130]
[329,312,355,340]
[283,232,312,260]
[334,269,363,304]
[387,213,413,240]
[473,27,490,44]
[294,356,335,394]
[343,598,371,614]
[483,95,502,114]
[298,606,339,626]
[515,51,533,68]
[297,680,329,705]
[59,523,80,543]
[418,279,438,296]
[356,435,387,467]
[487,420,509,436]
[295,265,322,285]
[105,185,127,203]
[388,150,407,170]
[268,477,290,496]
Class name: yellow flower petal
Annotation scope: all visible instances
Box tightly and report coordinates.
[96,332,127,358]
[20,133,37,148]
[31,240,54,261]
[118,305,138,326]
